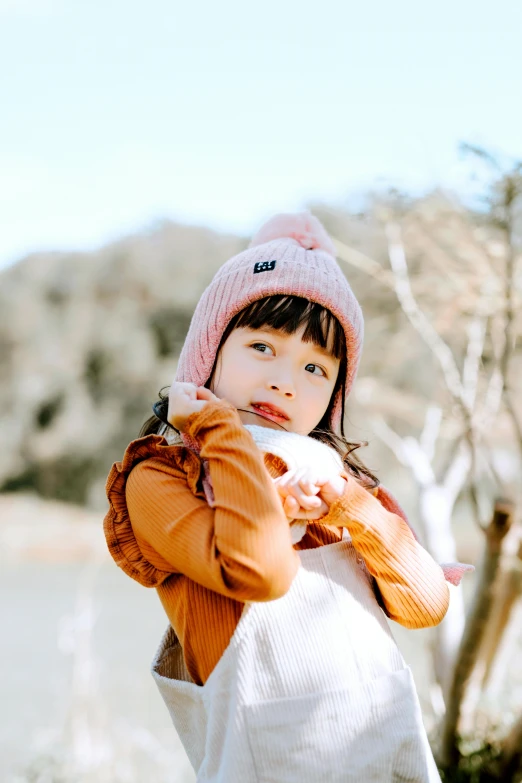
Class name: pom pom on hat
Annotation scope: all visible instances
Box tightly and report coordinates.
[249,211,336,258]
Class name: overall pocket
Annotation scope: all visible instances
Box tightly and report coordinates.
[244,667,439,783]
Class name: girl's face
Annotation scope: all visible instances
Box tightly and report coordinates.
[209,325,340,435]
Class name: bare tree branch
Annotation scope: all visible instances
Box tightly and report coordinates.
[370,414,434,488]
[504,394,522,459]
[413,210,499,281]
[459,142,504,173]
[462,316,487,411]
[442,441,473,507]
[480,367,504,431]
[385,222,469,414]
[419,405,442,463]
[333,238,396,289]
[385,222,489,530]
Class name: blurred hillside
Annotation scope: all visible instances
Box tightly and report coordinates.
[0,223,246,508]
[1,195,520,512]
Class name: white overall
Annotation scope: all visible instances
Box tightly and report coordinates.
[153,426,442,782]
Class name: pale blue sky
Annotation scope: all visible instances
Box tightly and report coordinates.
[1,0,521,269]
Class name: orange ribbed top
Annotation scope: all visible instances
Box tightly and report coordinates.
[104,402,449,685]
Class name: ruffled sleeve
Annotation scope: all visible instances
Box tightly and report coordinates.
[104,402,298,601]
[103,434,202,587]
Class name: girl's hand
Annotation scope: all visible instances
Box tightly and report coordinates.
[273,467,348,521]
[167,382,221,432]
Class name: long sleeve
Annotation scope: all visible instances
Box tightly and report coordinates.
[325,479,450,628]
[125,401,300,602]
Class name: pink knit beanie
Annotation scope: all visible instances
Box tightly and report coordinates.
[175,212,364,433]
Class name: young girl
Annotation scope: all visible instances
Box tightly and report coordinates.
[104,213,471,782]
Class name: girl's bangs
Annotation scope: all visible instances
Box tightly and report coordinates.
[230,296,345,360]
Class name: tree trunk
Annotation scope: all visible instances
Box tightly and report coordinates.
[495,713,522,781]
[477,538,522,692]
[437,500,515,770]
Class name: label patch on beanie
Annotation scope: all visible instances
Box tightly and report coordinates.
[254,260,277,274]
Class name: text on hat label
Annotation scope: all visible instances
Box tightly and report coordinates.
[253,260,277,274]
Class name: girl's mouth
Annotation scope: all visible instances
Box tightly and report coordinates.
[250,403,289,425]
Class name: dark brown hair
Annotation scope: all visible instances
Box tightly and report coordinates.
[140,295,378,488]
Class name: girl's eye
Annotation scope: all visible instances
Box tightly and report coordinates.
[251,342,274,355]
[305,363,327,377]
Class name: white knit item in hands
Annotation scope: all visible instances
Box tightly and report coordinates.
[244,425,346,544]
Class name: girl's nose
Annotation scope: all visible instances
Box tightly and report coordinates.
[268,380,296,398]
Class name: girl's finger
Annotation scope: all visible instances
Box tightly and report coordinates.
[285,496,320,516]
[315,499,329,517]
[292,499,329,520]
[298,476,320,496]
[295,467,328,496]
[291,506,321,520]
[276,469,322,509]
[172,381,196,392]
[287,474,321,507]
[178,383,198,400]
[284,495,299,518]
[196,386,219,401]
[288,490,322,510]
[286,468,316,493]
[274,469,297,497]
